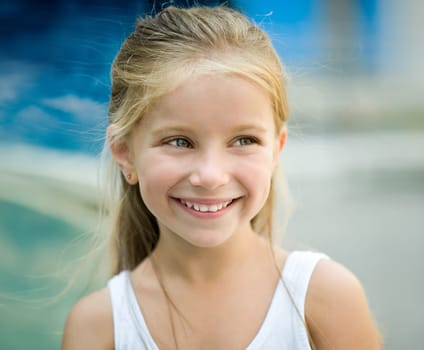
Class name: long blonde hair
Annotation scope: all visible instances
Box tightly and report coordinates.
[105,5,288,275]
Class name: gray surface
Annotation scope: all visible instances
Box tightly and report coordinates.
[282,131,424,349]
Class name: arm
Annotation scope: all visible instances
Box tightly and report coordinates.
[61,288,114,350]
[306,259,382,350]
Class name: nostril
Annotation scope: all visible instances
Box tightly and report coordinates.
[188,167,230,189]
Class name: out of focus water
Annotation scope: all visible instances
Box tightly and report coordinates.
[0,131,423,349]
[0,201,79,349]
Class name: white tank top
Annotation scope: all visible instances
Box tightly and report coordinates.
[108,250,328,350]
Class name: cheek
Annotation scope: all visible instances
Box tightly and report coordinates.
[137,167,172,219]
[237,154,274,195]
[135,153,186,198]
[136,152,182,178]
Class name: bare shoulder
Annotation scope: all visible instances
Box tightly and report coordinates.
[61,287,114,350]
[306,258,382,350]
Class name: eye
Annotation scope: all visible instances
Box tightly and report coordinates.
[167,137,193,148]
[233,136,258,146]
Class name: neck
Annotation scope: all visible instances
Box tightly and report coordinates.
[151,227,265,285]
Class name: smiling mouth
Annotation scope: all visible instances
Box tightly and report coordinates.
[178,199,234,213]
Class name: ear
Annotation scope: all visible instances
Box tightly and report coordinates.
[278,126,287,152]
[272,126,287,170]
[107,125,139,185]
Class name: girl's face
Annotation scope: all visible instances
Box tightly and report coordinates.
[126,74,283,248]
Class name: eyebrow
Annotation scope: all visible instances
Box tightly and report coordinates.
[151,123,269,136]
[150,125,195,138]
[230,124,269,134]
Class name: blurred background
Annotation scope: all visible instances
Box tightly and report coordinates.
[0,0,423,349]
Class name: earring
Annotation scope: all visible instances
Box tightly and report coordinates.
[126,173,132,181]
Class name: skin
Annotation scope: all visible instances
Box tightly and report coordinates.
[126,74,281,254]
[61,74,381,350]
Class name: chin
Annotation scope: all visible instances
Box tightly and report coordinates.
[183,232,234,249]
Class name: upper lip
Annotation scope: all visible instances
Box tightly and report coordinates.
[177,198,236,212]
[173,197,237,205]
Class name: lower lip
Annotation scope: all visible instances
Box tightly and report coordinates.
[173,198,238,219]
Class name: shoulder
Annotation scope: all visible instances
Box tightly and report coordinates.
[61,287,114,350]
[306,258,382,350]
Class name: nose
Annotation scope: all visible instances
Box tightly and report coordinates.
[188,150,230,190]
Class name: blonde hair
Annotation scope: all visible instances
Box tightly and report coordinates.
[106,5,288,275]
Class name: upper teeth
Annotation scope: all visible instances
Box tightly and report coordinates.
[180,199,233,212]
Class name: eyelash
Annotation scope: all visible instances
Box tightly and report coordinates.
[233,136,259,146]
[164,136,259,148]
[166,137,193,148]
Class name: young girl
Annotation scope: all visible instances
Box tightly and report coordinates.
[62,6,381,350]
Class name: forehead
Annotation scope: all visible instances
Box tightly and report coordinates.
[141,74,275,133]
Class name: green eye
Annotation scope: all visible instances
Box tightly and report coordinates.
[168,138,192,148]
[234,137,257,146]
